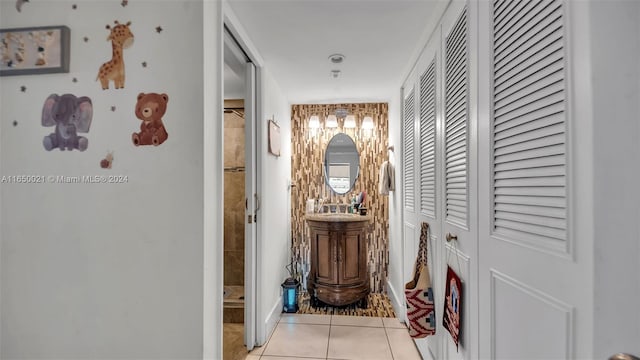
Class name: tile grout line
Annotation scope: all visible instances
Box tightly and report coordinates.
[383,322,396,360]
[325,314,333,360]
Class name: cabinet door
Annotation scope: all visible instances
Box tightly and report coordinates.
[338,230,365,285]
[313,229,337,284]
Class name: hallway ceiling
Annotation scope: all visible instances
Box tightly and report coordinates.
[226,0,449,103]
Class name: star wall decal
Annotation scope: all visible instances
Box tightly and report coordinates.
[141,61,147,68]
[121,0,128,7]
[20,86,26,92]
[155,26,163,34]
[12,120,18,127]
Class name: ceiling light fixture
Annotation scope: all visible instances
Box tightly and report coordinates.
[331,69,341,78]
[328,53,345,64]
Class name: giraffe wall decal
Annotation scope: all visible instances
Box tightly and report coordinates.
[96,20,134,90]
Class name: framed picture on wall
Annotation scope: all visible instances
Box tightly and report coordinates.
[268,119,281,157]
[1,25,70,76]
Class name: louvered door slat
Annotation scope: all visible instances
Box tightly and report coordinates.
[494,0,541,43]
[495,62,563,104]
[494,75,563,113]
[494,122,564,149]
[494,176,565,188]
[404,88,416,212]
[494,1,560,57]
[495,30,563,82]
[494,95,564,131]
[495,203,565,219]
[494,1,557,54]
[445,8,468,227]
[494,57,563,96]
[495,42,563,86]
[494,0,519,25]
[493,165,565,180]
[495,75,563,114]
[419,59,437,217]
[494,186,565,198]
[495,125,564,156]
[494,154,565,172]
[495,194,565,208]
[494,101,563,129]
[491,3,570,251]
[494,219,565,241]
[495,143,565,165]
[495,116,564,143]
[495,13,562,69]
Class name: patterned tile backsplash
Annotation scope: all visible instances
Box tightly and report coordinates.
[291,103,389,293]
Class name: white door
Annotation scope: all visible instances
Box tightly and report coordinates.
[438,2,478,359]
[477,1,591,358]
[401,71,420,326]
[223,27,258,351]
[401,27,444,360]
[243,61,257,351]
[401,2,478,358]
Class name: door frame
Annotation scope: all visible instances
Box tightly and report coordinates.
[222,5,265,352]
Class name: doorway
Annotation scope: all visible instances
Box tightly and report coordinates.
[223,26,258,359]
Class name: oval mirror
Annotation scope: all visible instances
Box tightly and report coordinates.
[324,133,360,194]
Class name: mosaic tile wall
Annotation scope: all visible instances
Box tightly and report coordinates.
[224,102,245,287]
[291,103,390,293]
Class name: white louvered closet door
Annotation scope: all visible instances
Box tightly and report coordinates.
[415,36,445,360]
[440,2,479,360]
[478,1,589,359]
[401,81,420,314]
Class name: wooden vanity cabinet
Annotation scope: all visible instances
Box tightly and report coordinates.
[306,215,371,307]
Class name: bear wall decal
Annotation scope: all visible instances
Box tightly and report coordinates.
[132,92,169,146]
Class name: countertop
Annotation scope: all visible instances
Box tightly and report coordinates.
[305,213,372,223]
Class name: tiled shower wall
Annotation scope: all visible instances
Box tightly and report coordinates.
[224,103,245,287]
[291,103,389,293]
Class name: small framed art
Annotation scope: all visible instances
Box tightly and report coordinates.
[268,119,281,157]
[1,25,70,76]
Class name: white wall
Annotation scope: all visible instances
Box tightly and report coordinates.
[590,1,640,357]
[0,1,217,358]
[257,68,291,344]
[204,1,224,359]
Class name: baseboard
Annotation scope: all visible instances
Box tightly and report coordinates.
[386,279,406,323]
[258,297,282,345]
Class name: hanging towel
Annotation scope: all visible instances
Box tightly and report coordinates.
[387,161,395,192]
[379,160,395,195]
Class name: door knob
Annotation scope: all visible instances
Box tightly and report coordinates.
[609,354,640,360]
[446,233,458,242]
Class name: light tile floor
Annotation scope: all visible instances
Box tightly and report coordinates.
[244,314,422,360]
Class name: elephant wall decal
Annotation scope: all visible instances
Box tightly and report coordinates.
[42,94,93,151]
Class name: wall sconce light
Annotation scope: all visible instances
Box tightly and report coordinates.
[344,115,356,128]
[361,115,375,138]
[308,115,320,137]
[325,114,338,128]
[309,115,320,129]
[362,116,374,130]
